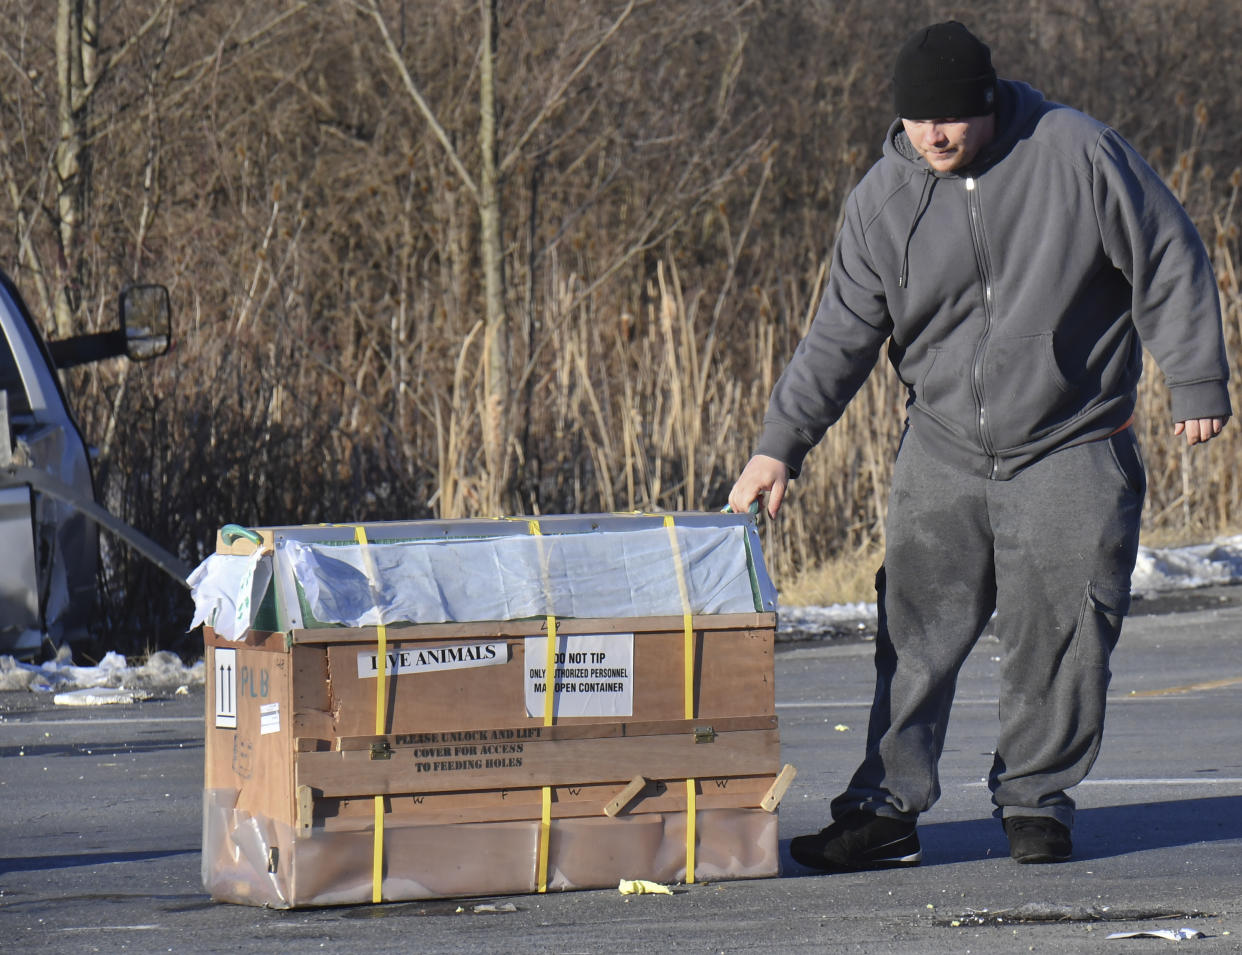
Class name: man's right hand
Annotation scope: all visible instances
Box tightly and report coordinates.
[1174,416,1229,446]
[728,454,790,519]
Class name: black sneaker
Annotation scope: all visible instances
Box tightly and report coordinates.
[1004,816,1072,864]
[789,812,921,872]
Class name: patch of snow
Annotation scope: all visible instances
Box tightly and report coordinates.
[776,535,1242,643]
[0,645,205,695]
[777,602,878,642]
[1130,534,1242,596]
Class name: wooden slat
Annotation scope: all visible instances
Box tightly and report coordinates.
[603,776,648,817]
[296,785,314,835]
[760,763,798,812]
[313,775,773,828]
[296,727,780,798]
[327,714,776,752]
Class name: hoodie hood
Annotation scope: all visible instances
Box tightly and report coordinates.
[886,80,1049,287]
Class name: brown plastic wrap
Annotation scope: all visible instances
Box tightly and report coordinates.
[202,788,293,907]
[204,786,778,909]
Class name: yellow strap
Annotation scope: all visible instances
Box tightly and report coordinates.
[529,519,557,892]
[662,514,697,883]
[662,515,695,720]
[354,525,387,904]
[537,785,553,893]
[685,780,696,879]
[371,796,385,902]
[528,519,558,729]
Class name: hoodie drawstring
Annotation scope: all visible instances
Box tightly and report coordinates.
[898,171,935,288]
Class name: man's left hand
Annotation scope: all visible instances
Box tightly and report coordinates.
[1174,416,1229,446]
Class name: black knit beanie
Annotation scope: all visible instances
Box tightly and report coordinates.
[893,21,997,119]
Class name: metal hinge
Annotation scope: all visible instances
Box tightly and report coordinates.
[693,725,715,744]
[370,740,393,760]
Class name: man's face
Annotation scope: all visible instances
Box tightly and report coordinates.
[901,115,996,172]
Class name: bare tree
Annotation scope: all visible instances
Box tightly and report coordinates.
[357,0,642,515]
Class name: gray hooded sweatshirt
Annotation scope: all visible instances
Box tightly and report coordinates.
[757,80,1231,480]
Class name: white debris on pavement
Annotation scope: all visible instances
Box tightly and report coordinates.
[1106,927,1206,941]
[52,687,153,706]
[471,902,518,913]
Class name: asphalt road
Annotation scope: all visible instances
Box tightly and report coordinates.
[2,596,1241,954]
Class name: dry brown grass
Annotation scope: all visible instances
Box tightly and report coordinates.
[0,1,1240,650]
[777,539,886,607]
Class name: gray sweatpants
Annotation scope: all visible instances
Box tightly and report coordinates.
[831,426,1146,829]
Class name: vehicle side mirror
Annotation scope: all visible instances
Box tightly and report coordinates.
[120,285,171,361]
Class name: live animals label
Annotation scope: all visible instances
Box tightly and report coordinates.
[525,633,634,717]
[357,642,509,678]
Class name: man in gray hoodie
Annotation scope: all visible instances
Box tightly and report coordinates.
[728,21,1230,869]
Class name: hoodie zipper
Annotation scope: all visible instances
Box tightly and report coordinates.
[964,176,999,478]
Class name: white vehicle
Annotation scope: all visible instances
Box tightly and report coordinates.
[0,271,187,658]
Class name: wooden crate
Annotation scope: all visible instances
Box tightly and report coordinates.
[197,515,789,908]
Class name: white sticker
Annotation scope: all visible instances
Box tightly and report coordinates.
[357,642,509,678]
[214,647,237,729]
[524,633,634,718]
[260,701,281,735]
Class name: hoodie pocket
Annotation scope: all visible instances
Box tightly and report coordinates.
[982,332,1079,448]
[916,345,978,428]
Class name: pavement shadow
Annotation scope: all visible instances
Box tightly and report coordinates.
[0,847,197,875]
[920,795,1242,865]
[780,794,1242,872]
[1071,795,1242,861]
[0,737,203,759]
